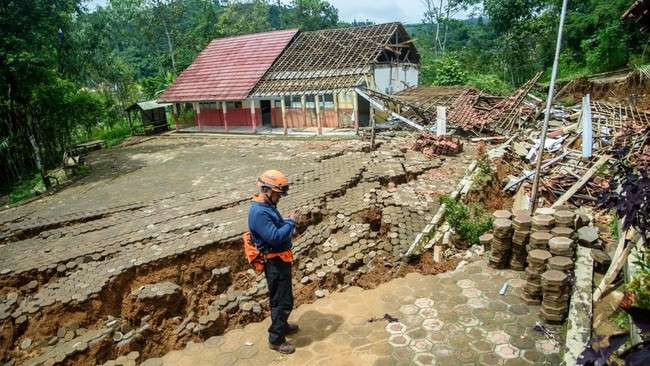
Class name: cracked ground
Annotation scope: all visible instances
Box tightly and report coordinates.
[0,135,478,365]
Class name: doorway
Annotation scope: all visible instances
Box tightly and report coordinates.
[260,100,272,127]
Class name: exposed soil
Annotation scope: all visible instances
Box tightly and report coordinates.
[557,71,650,111]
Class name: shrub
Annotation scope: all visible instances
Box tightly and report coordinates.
[627,249,650,310]
[440,195,493,246]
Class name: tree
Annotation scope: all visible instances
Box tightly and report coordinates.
[283,0,338,31]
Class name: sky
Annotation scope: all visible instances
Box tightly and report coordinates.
[87,0,475,25]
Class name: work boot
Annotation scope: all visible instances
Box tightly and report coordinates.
[269,342,295,354]
[286,323,300,335]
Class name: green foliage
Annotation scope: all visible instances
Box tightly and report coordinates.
[440,196,493,246]
[610,217,620,242]
[8,173,46,204]
[87,120,134,148]
[421,55,468,86]
[628,249,650,309]
[609,309,630,331]
[582,20,629,73]
[466,73,514,96]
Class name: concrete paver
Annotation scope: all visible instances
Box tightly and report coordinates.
[155,260,563,365]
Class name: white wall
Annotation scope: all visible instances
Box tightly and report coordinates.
[372,64,419,94]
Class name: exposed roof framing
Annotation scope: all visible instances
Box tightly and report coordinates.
[251,22,419,97]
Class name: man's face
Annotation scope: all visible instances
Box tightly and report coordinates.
[270,191,282,205]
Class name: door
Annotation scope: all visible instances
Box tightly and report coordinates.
[260,100,272,127]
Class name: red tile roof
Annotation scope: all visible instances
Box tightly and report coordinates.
[158,29,298,102]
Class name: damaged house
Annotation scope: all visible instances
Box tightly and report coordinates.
[158,22,419,134]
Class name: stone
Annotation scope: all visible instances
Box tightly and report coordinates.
[20,338,32,350]
[577,226,599,247]
[591,249,611,274]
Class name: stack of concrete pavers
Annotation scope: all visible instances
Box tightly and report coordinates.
[523,249,552,305]
[540,269,570,323]
[489,217,513,269]
[528,231,551,251]
[548,236,574,257]
[547,255,574,274]
[510,212,532,270]
[479,233,493,251]
[532,213,555,232]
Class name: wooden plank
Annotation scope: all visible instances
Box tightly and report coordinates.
[551,154,611,208]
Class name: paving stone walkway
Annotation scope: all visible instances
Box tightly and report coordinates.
[151,260,564,366]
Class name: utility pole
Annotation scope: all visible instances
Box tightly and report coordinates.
[530,0,569,213]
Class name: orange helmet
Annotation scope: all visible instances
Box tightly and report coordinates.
[257,170,290,196]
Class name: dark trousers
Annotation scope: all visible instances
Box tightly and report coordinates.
[264,257,294,345]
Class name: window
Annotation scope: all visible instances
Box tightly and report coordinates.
[226,101,242,109]
[322,94,335,109]
[305,95,315,108]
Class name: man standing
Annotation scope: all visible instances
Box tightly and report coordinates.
[248,170,299,354]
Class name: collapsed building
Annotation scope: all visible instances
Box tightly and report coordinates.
[158,23,420,134]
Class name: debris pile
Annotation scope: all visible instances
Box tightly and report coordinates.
[409,133,463,157]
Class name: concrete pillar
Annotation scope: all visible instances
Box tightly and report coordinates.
[281,97,288,135]
[353,93,359,135]
[301,95,307,127]
[436,106,446,136]
[193,102,201,131]
[250,99,257,134]
[172,103,179,131]
[222,101,228,133]
[333,93,340,128]
[315,94,322,135]
[581,94,592,158]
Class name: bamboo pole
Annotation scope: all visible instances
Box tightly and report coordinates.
[530,0,569,213]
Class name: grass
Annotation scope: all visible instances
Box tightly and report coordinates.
[440,195,493,246]
[7,173,46,204]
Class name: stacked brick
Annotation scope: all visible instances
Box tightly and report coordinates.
[410,133,464,157]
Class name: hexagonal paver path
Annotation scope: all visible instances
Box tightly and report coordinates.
[151,260,564,365]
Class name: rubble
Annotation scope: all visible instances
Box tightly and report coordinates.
[409,133,463,157]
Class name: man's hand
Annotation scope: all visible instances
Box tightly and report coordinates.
[288,209,300,221]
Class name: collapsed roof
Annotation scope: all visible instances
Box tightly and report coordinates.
[251,22,419,97]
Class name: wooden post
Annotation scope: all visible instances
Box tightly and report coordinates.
[301,95,307,127]
[193,102,201,132]
[370,106,376,149]
[353,93,359,135]
[333,93,340,128]
[315,94,322,135]
[250,99,257,134]
[173,103,179,131]
[222,101,228,133]
[436,106,446,136]
[281,97,288,135]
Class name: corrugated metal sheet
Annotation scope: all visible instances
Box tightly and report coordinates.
[158,29,298,102]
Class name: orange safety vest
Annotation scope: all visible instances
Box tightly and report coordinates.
[244,194,293,272]
[243,232,293,272]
